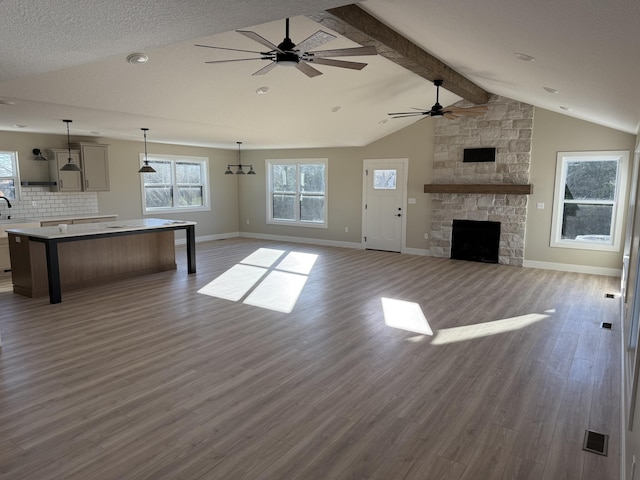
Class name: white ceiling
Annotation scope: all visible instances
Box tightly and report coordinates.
[0,0,638,151]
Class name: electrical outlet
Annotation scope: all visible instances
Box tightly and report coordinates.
[424,233,429,239]
[345,227,349,233]
[246,219,250,225]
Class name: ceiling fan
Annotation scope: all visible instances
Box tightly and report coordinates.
[195,18,377,78]
[388,79,489,119]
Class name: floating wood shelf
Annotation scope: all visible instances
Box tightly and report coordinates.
[424,184,533,195]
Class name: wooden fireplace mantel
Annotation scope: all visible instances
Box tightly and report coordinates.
[424,184,533,195]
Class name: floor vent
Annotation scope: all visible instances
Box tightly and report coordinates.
[583,429,609,456]
[601,322,613,330]
[605,293,616,299]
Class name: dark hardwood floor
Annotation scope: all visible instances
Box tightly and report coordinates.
[0,238,621,479]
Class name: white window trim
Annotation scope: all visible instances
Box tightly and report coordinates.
[550,150,629,252]
[140,153,210,214]
[266,158,328,228]
[0,150,21,200]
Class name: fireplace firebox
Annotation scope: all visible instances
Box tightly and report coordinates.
[451,219,500,263]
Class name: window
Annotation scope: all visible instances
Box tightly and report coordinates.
[267,159,327,227]
[140,154,209,214]
[550,150,629,251]
[373,169,397,189]
[0,151,20,200]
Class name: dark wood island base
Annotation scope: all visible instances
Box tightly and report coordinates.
[7,219,196,304]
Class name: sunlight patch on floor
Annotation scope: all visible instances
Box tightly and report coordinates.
[244,270,308,313]
[275,251,318,275]
[197,248,318,313]
[431,313,549,345]
[382,297,433,335]
[197,264,267,301]
[240,248,286,268]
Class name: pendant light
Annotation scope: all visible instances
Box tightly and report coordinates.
[60,119,82,171]
[225,141,255,175]
[138,128,156,173]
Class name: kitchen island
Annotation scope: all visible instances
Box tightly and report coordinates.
[7,218,196,304]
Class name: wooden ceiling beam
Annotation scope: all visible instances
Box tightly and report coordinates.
[308,4,491,105]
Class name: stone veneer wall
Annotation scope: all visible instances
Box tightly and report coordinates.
[429,95,534,266]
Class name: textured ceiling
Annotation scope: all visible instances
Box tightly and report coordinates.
[0,0,638,151]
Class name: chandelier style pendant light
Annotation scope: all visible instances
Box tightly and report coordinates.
[138,128,156,173]
[60,119,82,172]
[225,141,255,175]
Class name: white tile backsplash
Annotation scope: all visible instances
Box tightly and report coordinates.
[8,186,99,219]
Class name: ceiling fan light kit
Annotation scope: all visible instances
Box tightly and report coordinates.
[197,18,377,78]
[388,79,489,120]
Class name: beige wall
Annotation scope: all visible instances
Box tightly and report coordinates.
[527,108,637,270]
[235,119,434,250]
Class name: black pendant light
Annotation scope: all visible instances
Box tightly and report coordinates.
[138,128,156,173]
[225,141,255,175]
[60,119,82,172]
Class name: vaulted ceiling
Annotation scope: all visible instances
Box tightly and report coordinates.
[0,0,638,150]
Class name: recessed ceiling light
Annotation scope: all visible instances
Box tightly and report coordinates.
[331,106,341,113]
[255,86,270,95]
[0,100,16,106]
[514,52,536,62]
[12,124,26,128]
[543,87,559,94]
[126,53,148,65]
[559,106,572,111]
[90,131,101,135]
[379,119,389,125]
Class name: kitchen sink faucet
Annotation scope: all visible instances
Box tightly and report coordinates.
[0,196,12,219]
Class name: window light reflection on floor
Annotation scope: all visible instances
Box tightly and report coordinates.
[244,270,308,313]
[431,313,549,345]
[197,248,318,313]
[382,297,433,335]
[197,264,267,301]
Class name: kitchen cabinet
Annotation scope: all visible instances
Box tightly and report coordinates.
[73,143,110,192]
[47,149,82,192]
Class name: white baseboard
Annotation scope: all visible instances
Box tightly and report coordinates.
[181,235,619,277]
[239,232,364,250]
[523,259,622,277]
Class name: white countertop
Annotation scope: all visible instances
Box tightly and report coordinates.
[6,218,196,240]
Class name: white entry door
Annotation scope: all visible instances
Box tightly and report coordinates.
[363,159,407,252]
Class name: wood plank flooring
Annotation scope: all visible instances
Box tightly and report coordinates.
[0,238,621,479]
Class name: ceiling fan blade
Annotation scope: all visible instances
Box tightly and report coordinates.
[296,30,336,53]
[205,57,266,64]
[310,57,368,70]
[311,46,377,58]
[388,112,428,118]
[237,30,282,52]
[195,44,265,55]
[296,61,323,78]
[252,61,279,76]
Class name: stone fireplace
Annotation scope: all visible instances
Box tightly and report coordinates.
[427,95,534,266]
